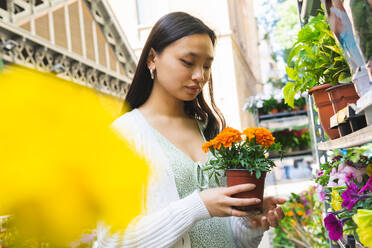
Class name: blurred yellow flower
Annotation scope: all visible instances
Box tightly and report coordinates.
[0,65,149,245]
[353,209,372,247]
[296,203,305,209]
[330,189,343,211]
[366,164,372,176]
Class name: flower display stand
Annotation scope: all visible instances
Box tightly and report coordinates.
[309,92,370,248]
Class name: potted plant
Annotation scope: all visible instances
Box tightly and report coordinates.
[284,13,352,140]
[263,97,279,114]
[202,127,283,212]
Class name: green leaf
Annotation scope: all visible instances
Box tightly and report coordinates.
[209,172,214,181]
[286,66,297,80]
[256,170,261,179]
[283,82,296,108]
[324,45,341,55]
[214,173,220,186]
[203,166,213,171]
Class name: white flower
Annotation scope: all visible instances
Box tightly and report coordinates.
[257,100,263,108]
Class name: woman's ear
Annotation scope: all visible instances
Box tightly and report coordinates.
[146,48,157,70]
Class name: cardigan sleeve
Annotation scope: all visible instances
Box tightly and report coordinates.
[230,216,264,248]
[96,191,211,248]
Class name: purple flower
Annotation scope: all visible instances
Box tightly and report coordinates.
[317,171,324,177]
[345,171,355,183]
[300,195,308,207]
[342,183,361,211]
[359,175,372,194]
[324,213,343,241]
[306,209,313,216]
[345,160,354,166]
[332,155,342,162]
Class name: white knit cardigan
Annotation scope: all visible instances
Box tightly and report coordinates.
[95,109,263,248]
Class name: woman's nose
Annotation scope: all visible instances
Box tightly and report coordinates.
[192,67,204,82]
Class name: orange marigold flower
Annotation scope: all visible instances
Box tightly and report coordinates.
[242,127,257,142]
[202,140,213,153]
[243,127,275,148]
[255,127,275,148]
[285,211,294,217]
[296,210,304,216]
[213,127,242,149]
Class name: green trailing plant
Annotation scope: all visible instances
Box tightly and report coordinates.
[284,13,351,107]
[273,187,328,248]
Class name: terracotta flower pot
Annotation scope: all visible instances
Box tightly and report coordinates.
[309,84,340,140]
[226,169,266,212]
[326,82,360,113]
[271,108,279,114]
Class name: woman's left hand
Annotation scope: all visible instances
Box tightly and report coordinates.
[245,196,286,231]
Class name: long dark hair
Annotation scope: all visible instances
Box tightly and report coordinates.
[125,12,225,140]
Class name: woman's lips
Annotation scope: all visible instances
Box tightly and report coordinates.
[184,86,201,94]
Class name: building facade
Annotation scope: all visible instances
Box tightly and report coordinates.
[0,0,137,99]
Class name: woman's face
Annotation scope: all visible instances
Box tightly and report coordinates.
[150,33,214,101]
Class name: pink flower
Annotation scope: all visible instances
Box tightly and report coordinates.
[359,175,372,194]
[328,164,366,187]
[317,185,326,202]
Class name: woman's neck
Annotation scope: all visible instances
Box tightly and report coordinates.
[140,81,187,118]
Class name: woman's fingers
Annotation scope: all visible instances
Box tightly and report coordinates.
[224,183,256,196]
[261,216,270,231]
[273,198,287,205]
[230,208,251,217]
[267,210,278,227]
[275,206,285,219]
[227,197,261,207]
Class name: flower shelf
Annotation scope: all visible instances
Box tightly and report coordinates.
[259,114,309,131]
[269,149,312,159]
[317,125,372,150]
[337,236,366,248]
[258,110,307,122]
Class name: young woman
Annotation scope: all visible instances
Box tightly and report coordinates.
[97,12,285,248]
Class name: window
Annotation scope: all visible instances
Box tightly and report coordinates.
[136,0,169,25]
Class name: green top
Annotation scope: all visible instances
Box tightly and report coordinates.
[149,125,236,248]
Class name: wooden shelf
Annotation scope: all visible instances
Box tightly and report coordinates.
[258,110,307,121]
[259,114,309,131]
[318,125,372,150]
[269,149,312,160]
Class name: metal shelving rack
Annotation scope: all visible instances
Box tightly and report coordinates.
[296,1,370,247]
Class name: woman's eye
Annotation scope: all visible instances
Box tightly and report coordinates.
[180,59,193,66]
[203,66,211,70]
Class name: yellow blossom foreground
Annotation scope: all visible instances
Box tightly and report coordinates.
[0,65,149,245]
[353,209,372,247]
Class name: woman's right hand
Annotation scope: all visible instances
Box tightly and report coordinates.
[199,184,260,217]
